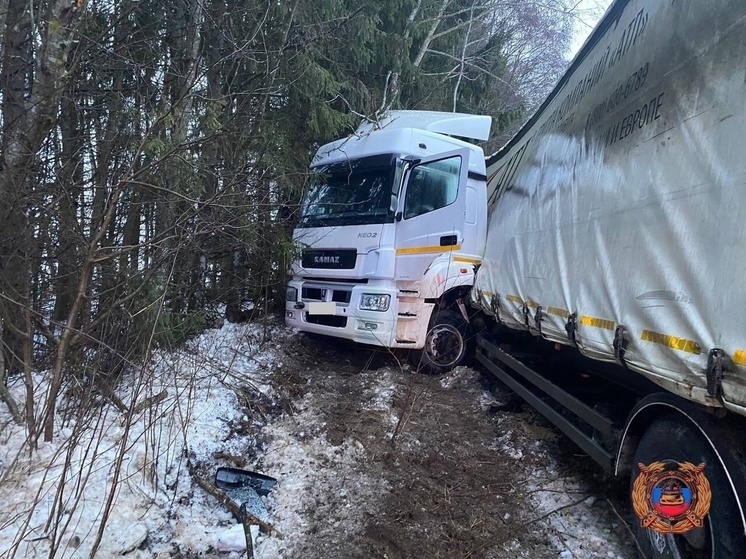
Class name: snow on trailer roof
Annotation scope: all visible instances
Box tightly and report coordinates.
[356,110,492,142]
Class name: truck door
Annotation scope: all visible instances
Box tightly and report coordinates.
[395,149,471,280]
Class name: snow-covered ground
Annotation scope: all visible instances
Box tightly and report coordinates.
[0,321,637,558]
[0,322,285,558]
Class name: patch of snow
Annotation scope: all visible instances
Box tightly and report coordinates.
[479,391,500,410]
[214,523,259,552]
[0,322,287,559]
[254,394,385,558]
[521,438,628,558]
[439,365,475,389]
[361,369,397,412]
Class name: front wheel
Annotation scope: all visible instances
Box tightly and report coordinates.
[630,416,745,559]
[410,308,473,374]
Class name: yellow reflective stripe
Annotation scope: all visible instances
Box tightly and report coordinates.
[506,295,522,304]
[525,299,540,309]
[640,330,702,355]
[579,315,615,330]
[733,350,746,366]
[547,306,570,319]
[396,244,462,255]
[453,256,482,265]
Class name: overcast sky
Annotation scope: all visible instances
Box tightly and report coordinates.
[568,0,615,59]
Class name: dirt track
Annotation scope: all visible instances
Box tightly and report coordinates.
[256,334,639,559]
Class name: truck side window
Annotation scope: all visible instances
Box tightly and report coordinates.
[403,156,461,219]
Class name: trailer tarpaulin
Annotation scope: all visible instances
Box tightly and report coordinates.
[472,0,746,414]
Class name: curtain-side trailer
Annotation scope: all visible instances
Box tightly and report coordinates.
[471,0,746,557]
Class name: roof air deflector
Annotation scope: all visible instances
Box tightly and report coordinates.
[356,110,492,142]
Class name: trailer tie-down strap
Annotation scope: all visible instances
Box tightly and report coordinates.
[489,293,501,324]
[706,348,730,398]
[534,305,544,335]
[613,325,629,366]
[565,313,578,346]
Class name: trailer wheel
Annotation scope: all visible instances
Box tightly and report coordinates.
[630,416,745,559]
[411,309,473,374]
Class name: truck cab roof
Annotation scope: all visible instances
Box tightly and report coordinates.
[312,111,491,176]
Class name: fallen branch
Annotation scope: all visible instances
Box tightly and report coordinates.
[474,494,593,556]
[0,321,23,424]
[516,494,592,530]
[0,382,23,424]
[186,459,284,540]
[131,389,168,415]
[390,377,432,447]
[606,498,645,558]
[97,383,128,413]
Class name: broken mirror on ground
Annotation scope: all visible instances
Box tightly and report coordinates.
[215,466,277,523]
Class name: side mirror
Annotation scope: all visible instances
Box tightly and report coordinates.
[215,466,277,497]
[389,193,398,213]
[395,211,403,222]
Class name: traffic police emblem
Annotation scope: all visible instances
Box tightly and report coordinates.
[632,460,712,534]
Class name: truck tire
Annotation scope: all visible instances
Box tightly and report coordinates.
[630,416,745,559]
[410,308,473,374]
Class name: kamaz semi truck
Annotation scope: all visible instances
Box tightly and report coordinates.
[284,110,491,374]
[285,0,746,556]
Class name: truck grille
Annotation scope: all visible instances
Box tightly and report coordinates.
[301,287,352,304]
[306,315,347,328]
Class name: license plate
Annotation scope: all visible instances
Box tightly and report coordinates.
[307,302,336,315]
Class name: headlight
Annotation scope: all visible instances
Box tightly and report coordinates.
[359,294,390,312]
[286,286,298,302]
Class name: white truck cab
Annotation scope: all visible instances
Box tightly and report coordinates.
[285,111,491,371]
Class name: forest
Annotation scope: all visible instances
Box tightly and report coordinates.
[0,0,578,441]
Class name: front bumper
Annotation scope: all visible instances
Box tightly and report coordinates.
[285,279,402,347]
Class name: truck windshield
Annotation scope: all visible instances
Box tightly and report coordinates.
[299,154,397,228]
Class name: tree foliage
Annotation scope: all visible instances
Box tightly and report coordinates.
[0,0,575,438]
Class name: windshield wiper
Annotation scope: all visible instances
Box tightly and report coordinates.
[300,216,328,227]
[301,211,392,227]
[338,214,383,225]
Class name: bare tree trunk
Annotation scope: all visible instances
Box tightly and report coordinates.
[379,0,423,114]
[0,0,33,377]
[22,305,36,440]
[53,87,85,321]
[0,319,23,423]
[453,3,476,112]
[1,0,89,391]
[43,182,125,442]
